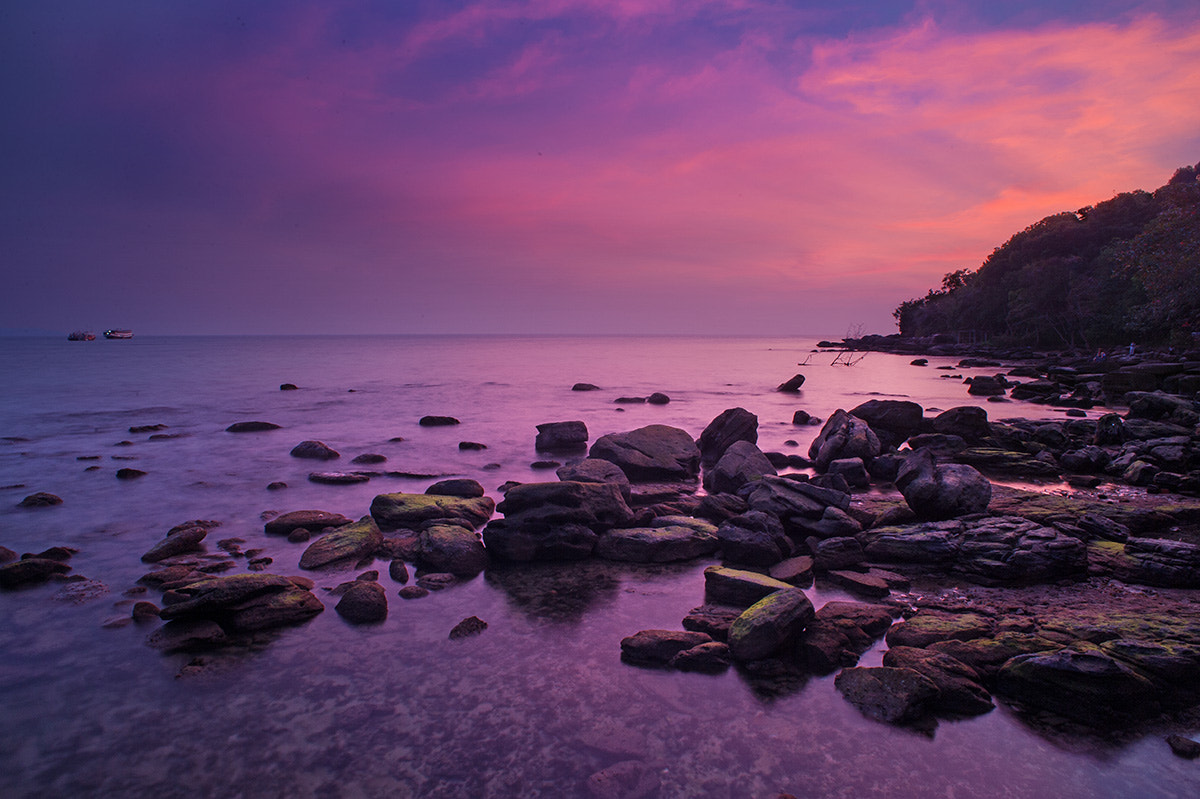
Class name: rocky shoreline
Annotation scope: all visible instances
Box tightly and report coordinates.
[5,353,1200,761]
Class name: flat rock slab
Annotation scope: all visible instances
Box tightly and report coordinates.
[620,629,713,667]
[703,566,793,607]
[596,525,718,563]
[299,517,383,570]
[371,492,495,531]
[835,666,939,725]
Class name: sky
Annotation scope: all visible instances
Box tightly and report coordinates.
[3,0,1199,336]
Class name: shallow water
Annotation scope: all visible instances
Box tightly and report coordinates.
[1,335,1195,798]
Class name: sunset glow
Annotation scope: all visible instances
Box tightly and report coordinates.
[3,1,1199,334]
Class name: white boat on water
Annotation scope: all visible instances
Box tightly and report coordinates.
[103,329,133,339]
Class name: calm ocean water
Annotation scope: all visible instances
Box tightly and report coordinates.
[0,335,1193,798]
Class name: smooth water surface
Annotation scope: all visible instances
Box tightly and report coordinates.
[1,336,1194,798]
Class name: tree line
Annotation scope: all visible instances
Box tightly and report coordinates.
[894,162,1200,349]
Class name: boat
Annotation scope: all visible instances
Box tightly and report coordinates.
[67,330,96,341]
[103,329,134,339]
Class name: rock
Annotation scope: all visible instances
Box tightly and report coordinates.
[417,524,488,576]
[425,478,486,498]
[744,476,852,538]
[812,536,865,571]
[556,458,633,502]
[769,555,814,586]
[335,581,387,623]
[399,585,429,599]
[290,440,339,460]
[727,588,815,661]
[1115,537,1200,588]
[308,472,370,485]
[953,516,1087,585]
[449,616,488,639]
[777,374,806,392]
[798,602,894,673]
[704,440,776,495]
[572,383,601,391]
[826,457,870,488]
[495,480,633,530]
[882,646,994,716]
[596,525,718,563]
[145,619,228,652]
[825,569,890,598]
[620,629,713,666]
[614,396,646,404]
[792,410,813,425]
[885,610,994,649]
[18,492,63,508]
[535,420,589,453]
[350,453,387,464]
[715,511,790,566]
[809,410,882,471]
[0,545,16,565]
[280,383,298,391]
[419,416,460,426]
[698,407,759,467]
[835,666,939,724]
[264,510,353,536]
[849,399,925,449]
[298,516,383,570]
[669,641,732,672]
[1167,735,1200,759]
[370,492,495,531]
[267,481,287,491]
[159,573,324,632]
[459,441,487,451]
[997,647,1158,724]
[483,520,599,562]
[388,559,409,584]
[703,566,794,607]
[589,425,700,482]
[927,632,1062,680]
[0,557,71,588]
[931,406,991,443]
[860,520,963,565]
[967,375,1007,396]
[141,525,208,563]
[682,604,743,640]
[696,492,749,523]
[647,392,671,405]
[895,448,991,520]
[131,601,161,620]
[116,468,147,479]
[1094,413,1127,445]
[530,460,561,470]
[225,421,281,433]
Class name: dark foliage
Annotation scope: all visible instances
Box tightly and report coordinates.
[895,163,1200,347]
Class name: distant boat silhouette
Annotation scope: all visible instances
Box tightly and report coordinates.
[103,329,133,339]
[67,330,96,341]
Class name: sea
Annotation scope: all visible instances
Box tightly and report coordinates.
[0,335,1194,798]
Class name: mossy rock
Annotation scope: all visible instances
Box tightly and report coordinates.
[370,492,495,531]
[885,610,994,649]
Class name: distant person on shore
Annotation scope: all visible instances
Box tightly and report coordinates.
[1094,348,1107,361]
[1128,342,1136,356]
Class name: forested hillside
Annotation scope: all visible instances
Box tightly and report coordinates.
[894,163,1200,348]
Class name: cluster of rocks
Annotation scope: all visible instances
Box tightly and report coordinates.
[0,543,77,588]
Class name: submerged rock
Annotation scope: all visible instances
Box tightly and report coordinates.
[335,581,388,623]
[290,440,339,460]
[0,557,72,588]
[264,510,353,536]
[225,421,281,433]
[18,492,63,508]
[997,647,1158,725]
[835,666,939,724]
[620,629,713,667]
[141,525,208,563]
[159,573,324,633]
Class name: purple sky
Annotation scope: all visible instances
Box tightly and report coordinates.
[3,0,1199,336]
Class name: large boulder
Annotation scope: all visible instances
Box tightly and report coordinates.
[264,510,353,536]
[496,481,634,530]
[298,517,384,570]
[953,516,1087,585]
[885,610,994,649]
[997,648,1158,724]
[931,406,991,443]
[835,666,939,724]
[860,520,964,565]
[417,524,489,576]
[370,493,495,531]
[596,525,719,563]
[744,476,853,538]
[556,458,633,502]
[849,400,925,450]
[895,449,991,520]
[727,588,815,661]
[697,408,758,467]
[715,511,790,566]
[589,425,700,482]
[809,410,882,471]
[882,646,994,716]
[483,520,599,562]
[798,602,895,673]
[0,557,71,588]
[704,440,776,494]
[535,421,589,453]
